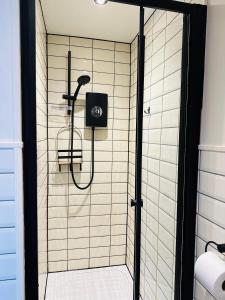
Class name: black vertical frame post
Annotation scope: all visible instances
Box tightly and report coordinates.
[175,6,207,300]
[133,6,145,300]
[20,0,38,299]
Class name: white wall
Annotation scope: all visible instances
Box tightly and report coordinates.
[0,1,24,300]
[200,0,225,147]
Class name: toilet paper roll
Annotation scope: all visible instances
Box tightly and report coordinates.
[195,251,225,300]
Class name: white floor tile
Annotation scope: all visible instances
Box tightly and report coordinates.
[45,265,133,300]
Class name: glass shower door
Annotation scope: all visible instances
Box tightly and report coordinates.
[139,7,184,300]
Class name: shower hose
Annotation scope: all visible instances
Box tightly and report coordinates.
[70,99,95,190]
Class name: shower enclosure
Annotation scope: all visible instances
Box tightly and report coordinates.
[20,0,207,299]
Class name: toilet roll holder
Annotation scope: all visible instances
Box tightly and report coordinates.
[205,241,225,253]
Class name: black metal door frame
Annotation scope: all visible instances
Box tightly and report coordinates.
[20,1,207,299]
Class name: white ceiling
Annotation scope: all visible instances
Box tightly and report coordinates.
[41,0,153,43]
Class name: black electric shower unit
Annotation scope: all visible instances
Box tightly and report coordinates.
[86,92,108,128]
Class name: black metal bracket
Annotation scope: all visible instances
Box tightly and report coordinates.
[62,94,74,101]
[131,199,143,207]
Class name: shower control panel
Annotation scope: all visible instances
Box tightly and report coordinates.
[86,93,108,127]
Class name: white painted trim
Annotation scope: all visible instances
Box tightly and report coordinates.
[14,148,25,300]
[198,144,225,152]
[12,0,22,143]
[0,141,23,149]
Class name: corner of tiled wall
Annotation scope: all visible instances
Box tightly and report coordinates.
[36,0,48,299]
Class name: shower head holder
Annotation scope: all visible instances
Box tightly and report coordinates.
[62,94,74,101]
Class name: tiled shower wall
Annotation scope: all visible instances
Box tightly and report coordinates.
[194,150,225,299]
[36,0,48,299]
[47,35,130,272]
[127,9,183,300]
[126,35,137,275]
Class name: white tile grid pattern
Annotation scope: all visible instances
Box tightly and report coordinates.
[36,1,48,299]
[46,265,133,300]
[127,9,183,300]
[47,34,130,272]
[141,10,182,300]
[194,150,225,299]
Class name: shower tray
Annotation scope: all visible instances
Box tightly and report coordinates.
[45,265,133,300]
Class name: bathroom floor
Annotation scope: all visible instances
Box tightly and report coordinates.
[45,265,133,300]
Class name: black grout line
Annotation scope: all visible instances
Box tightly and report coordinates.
[48,33,131,46]
[48,54,130,65]
[48,67,130,77]
[109,42,115,266]
[198,191,225,205]
[197,214,225,232]
[47,79,130,89]
[48,254,126,263]
[125,42,132,266]
[48,233,127,241]
[48,42,130,54]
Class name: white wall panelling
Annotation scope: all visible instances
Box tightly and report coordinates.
[0,145,24,300]
[0,0,24,299]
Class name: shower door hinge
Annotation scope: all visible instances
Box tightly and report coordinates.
[131,199,143,207]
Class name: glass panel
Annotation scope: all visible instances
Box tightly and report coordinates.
[140,7,184,300]
[127,27,138,278]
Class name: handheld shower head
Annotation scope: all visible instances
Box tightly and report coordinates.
[73,75,91,101]
[77,75,91,86]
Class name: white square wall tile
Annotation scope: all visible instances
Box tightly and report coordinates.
[198,194,225,229]
[93,40,114,50]
[199,171,225,202]
[48,35,69,45]
[70,37,92,47]
[200,151,225,176]
[93,48,114,62]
